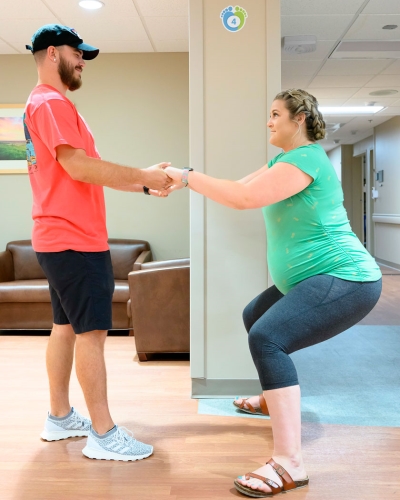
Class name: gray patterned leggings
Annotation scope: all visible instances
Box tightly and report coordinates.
[243,275,382,391]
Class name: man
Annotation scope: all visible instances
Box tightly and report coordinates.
[24,24,172,461]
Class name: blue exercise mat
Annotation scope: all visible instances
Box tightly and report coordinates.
[198,325,400,427]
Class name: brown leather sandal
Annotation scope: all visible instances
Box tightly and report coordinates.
[234,458,309,498]
[233,394,269,416]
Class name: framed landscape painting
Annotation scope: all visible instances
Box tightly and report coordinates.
[0,104,27,174]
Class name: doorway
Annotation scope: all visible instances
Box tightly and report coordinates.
[354,148,375,256]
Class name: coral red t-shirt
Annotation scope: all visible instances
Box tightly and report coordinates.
[24,84,108,252]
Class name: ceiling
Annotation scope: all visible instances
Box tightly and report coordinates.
[1,0,400,151]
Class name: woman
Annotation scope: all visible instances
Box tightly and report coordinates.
[164,89,382,498]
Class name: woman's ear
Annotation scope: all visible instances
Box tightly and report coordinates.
[296,112,306,126]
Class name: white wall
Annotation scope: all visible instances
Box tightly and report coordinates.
[373,117,400,267]
[353,136,373,157]
[0,53,189,260]
[327,145,341,182]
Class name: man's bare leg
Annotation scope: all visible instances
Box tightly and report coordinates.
[75,329,114,434]
[46,323,76,417]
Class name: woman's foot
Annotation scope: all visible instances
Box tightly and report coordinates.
[236,456,307,495]
[233,394,269,416]
[234,395,261,411]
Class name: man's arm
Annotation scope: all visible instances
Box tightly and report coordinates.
[112,184,168,197]
[56,145,171,191]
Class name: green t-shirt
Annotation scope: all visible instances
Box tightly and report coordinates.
[262,143,381,294]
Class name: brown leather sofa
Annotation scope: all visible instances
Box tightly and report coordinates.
[0,239,152,330]
[128,258,190,361]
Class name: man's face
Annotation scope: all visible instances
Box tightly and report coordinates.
[57,46,85,92]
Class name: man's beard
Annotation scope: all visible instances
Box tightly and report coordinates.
[58,55,82,92]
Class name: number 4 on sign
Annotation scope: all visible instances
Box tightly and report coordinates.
[220,5,248,33]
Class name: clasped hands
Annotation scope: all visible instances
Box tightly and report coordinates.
[143,162,188,198]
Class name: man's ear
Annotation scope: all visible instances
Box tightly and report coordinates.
[47,46,58,62]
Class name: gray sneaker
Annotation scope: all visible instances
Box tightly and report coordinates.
[40,407,91,441]
[82,425,153,461]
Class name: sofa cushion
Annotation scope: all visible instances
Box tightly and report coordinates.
[7,240,46,281]
[0,280,50,302]
[109,239,150,280]
[5,239,151,281]
[0,279,129,304]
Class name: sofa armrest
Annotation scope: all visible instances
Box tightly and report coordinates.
[0,250,14,283]
[128,264,190,353]
[132,250,153,271]
[139,258,190,271]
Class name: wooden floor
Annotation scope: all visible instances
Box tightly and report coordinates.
[1,270,399,500]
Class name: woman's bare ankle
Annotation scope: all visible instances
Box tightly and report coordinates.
[271,453,305,472]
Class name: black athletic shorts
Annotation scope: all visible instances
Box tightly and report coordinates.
[36,250,115,334]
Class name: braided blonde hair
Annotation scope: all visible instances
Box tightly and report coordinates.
[274,89,326,141]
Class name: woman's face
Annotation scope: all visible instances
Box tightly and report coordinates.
[267,99,304,150]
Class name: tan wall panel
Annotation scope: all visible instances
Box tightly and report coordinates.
[201,0,279,379]
[341,145,363,243]
[0,53,189,260]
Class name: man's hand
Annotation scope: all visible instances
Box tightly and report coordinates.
[142,162,173,190]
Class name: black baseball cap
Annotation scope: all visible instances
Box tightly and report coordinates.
[26,24,99,60]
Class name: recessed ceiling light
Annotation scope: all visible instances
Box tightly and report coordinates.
[382,25,398,30]
[319,106,384,115]
[79,0,104,10]
[369,89,398,96]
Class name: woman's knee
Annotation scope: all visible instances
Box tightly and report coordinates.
[242,303,254,333]
[248,324,287,355]
[248,325,268,352]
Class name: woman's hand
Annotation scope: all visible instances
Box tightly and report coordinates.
[163,166,183,183]
[149,189,169,197]
[163,166,187,193]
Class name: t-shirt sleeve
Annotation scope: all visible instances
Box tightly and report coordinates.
[30,99,86,159]
[275,148,319,181]
[268,151,284,169]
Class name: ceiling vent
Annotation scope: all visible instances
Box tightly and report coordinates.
[330,40,400,59]
[282,35,317,54]
[325,122,345,133]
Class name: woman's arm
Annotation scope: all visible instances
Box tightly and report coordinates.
[165,163,313,210]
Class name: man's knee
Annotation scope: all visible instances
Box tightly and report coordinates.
[51,323,75,337]
[76,329,108,343]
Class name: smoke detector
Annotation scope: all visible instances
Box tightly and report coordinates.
[282,35,317,55]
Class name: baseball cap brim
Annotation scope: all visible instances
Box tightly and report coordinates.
[74,42,99,60]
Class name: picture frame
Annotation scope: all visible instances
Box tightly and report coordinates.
[0,104,27,174]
